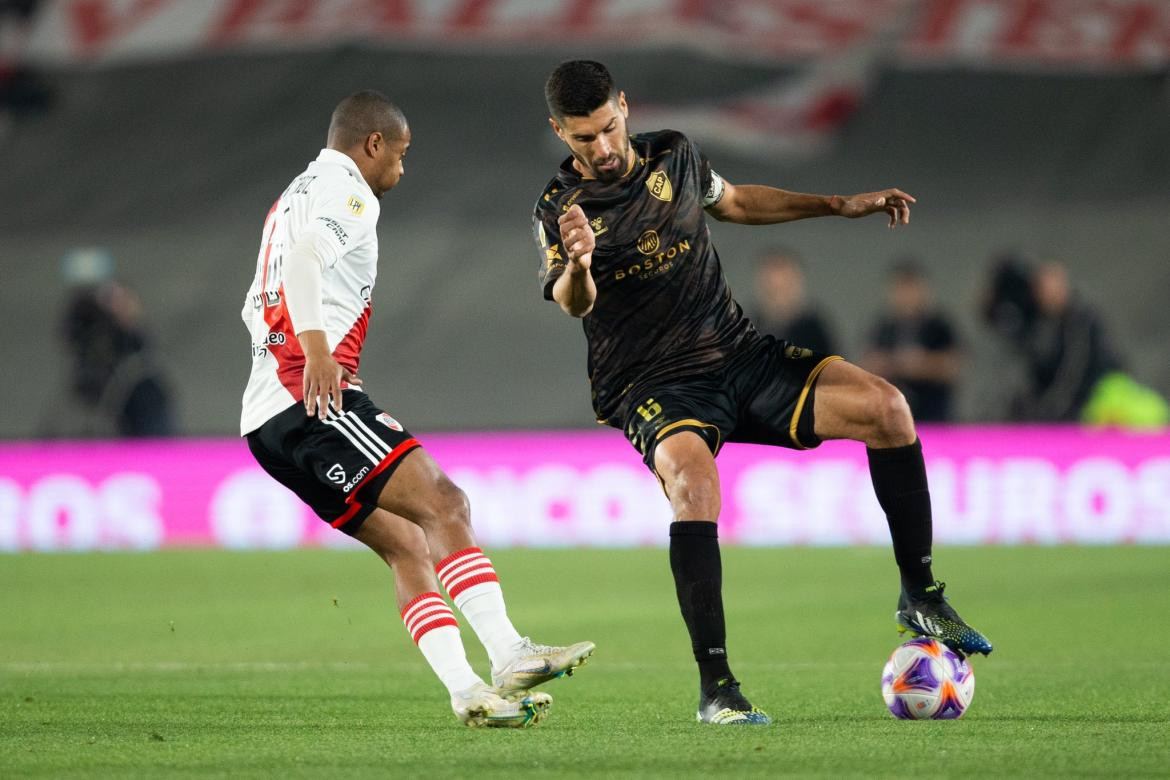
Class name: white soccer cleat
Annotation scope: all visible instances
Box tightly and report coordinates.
[491,637,596,698]
[450,681,551,728]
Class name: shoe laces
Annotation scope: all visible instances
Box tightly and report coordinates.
[906,581,947,605]
[923,581,947,599]
[515,637,557,655]
[918,582,966,622]
[707,677,751,709]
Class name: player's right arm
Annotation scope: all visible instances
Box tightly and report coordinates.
[551,204,597,317]
[534,199,596,318]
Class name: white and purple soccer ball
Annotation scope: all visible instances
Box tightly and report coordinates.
[881,637,975,720]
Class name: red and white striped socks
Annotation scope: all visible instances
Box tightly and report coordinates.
[435,547,523,670]
[400,592,481,694]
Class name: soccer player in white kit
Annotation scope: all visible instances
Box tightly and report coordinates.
[240,91,593,728]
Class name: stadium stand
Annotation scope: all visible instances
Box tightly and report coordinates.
[1,49,1167,435]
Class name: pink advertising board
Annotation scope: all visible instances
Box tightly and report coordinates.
[1,427,1168,551]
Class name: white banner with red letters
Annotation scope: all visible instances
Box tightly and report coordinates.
[1,426,1168,551]
[18,0,1170,70]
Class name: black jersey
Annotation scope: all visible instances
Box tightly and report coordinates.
[533,129,757,423]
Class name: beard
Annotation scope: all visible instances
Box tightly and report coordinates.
[585,138,630,183]
[591,155,623,183]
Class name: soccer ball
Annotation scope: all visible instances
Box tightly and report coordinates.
[881,637,975,720]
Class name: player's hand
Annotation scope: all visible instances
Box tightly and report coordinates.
[302,352,362,420]
[558,204,594,271]
[837,189,916,228]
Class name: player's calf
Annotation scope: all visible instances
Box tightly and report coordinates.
[372,448,480,559]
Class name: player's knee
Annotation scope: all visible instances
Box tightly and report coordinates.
[666,469,721,520]
[432,477,472,530]
[355,512,432,569]
[395,474,472,536]
[869,378,915,443]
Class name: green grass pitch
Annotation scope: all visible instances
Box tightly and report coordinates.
[3,546,1169,777]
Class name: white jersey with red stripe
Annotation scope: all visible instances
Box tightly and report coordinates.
[240,148,381,435]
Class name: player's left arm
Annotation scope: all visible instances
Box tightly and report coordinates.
[706,178,915,229]
[288,190,376,419]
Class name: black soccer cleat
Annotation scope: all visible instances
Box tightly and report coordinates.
[896,581,993,657]
[696,677,772,725]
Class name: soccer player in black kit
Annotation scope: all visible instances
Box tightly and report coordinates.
[532,61,993,726]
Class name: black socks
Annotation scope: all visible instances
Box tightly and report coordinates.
[867,438,935,595]
[668,440,934,690]
[669,520,732,691]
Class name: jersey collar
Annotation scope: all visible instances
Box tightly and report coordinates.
[316,148,371,190]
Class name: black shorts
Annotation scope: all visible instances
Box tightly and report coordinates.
[619,336,842,474]
[246,390,421,535]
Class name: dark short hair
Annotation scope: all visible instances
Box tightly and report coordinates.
[328,90,407,149]
[545,60,617,119]
[982,253,1036,338]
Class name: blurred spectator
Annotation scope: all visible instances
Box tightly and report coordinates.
[863,259,961,422]
[749,247,837,354]
[1012,260,1118,421]
[1001,259,1167,426]
[45,249,178,438]
[980,254,1037,345]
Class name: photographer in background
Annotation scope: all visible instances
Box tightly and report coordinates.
[982,256,1167,427]
[43,249,178,438]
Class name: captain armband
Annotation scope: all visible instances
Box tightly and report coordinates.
[702,171,726,207]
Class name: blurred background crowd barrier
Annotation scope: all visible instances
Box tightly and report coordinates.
[0,0,1167,548]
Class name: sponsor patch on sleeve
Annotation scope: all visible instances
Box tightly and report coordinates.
[316,216,349,246]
